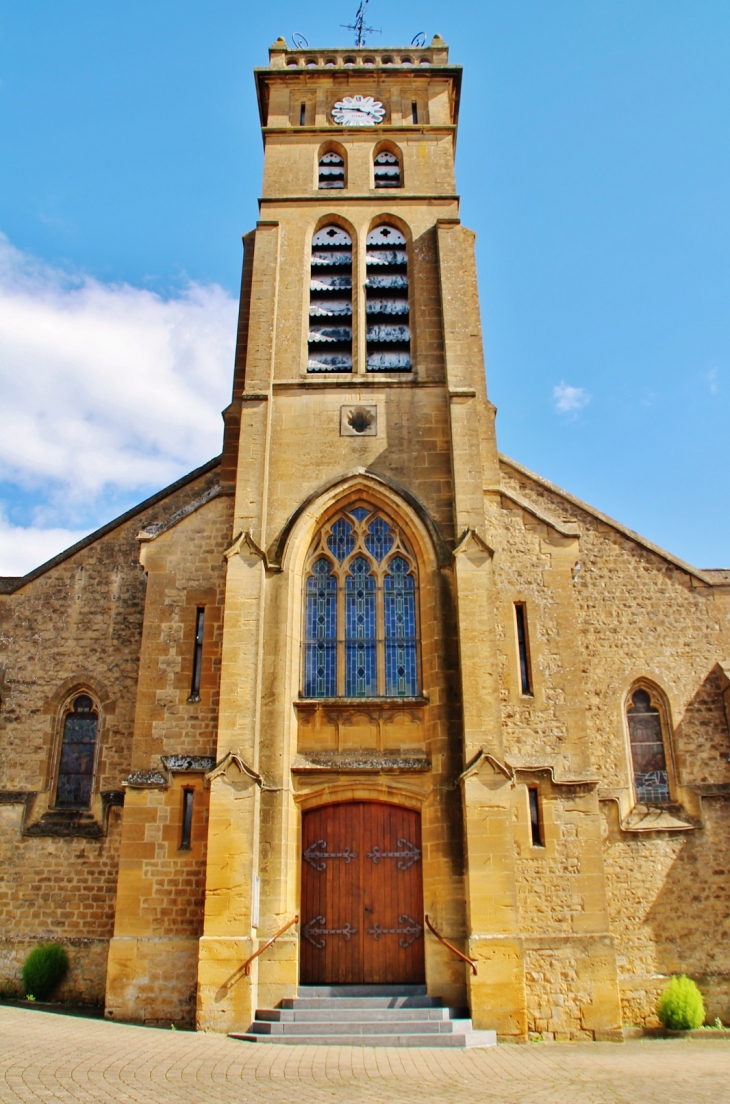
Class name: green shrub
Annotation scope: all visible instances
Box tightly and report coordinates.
[657,975,705,1030]
[22,943,69,1001]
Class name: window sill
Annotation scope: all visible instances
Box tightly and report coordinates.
[296,695,428,709]
[621,803,697,833]
[24,808,104,839]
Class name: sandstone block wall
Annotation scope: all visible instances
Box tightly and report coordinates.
[0,460,222,1002]
[106,492,232,1026]
[0,802,122,1001]
[496,456,730,1027]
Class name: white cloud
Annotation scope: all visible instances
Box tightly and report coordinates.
[0,511,88,578]
[0,233,236,501]
[553,381,591,414]
[0,233,237,574]
[707,367,720,395]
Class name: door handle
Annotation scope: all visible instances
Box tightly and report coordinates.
[364,907,374,913]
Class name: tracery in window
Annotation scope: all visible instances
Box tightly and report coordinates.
[365,225,411,372]
[308,225,353,373]
[56,694,99,808]
[303,505,419,698]
[318,149,345,189]
[374,149,401,188]
[627,687,671,804]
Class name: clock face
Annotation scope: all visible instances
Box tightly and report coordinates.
[331,95,386,127]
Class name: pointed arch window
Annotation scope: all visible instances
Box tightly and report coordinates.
[365,225,411,372]
[308,225,353,373]
[626,687,671,804]
[55,694,99,808]
[374,149,401,188]
[319,150,345,189]
[303,505,419,698]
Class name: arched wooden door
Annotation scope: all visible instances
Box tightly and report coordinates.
[300,802,424,985]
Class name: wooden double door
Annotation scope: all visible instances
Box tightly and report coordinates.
[300,802,424,985]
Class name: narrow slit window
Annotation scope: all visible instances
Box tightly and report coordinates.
[528,788,544,847]
[56,694,99,809]
[365,225,411,372]
[627,688,671,804]
[180,789,194,850]
[515,603,532,695]
[189,607,205,702]
[318,150,345,189]
[411,101,418,124]
[299,101,306,126]
[308,226,353,373]
[374,150,401,188]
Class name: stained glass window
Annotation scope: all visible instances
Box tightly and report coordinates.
[302,505,420,698]
[56,694,98,808]
[327,518,355,562]
[627,688,671,804]
[384,557,418,697]
[345,558,377,696]
[304,559,337,697]
[365,516,394,561]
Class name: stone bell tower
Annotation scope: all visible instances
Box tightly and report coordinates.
[193,32,506,1033]
[192,34,621,1041]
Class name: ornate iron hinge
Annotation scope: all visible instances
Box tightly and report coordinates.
[302,915,358,949]
[366,838,421,870]
[366,914,423,948]
[303,839,358,871]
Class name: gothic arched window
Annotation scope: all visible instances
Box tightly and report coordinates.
[55,693,99,808]
[374,148,401,188]
[308,225,353,373]
[365,225,411,372]
[626,686,671,804]
[303,505,419,698]
[318,149,346,189]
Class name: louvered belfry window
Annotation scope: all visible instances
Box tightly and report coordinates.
[374,149,401,188]
[318,150,345,189]
[365,226,411,372]
[303,505,419,699]
[308,225,353,373]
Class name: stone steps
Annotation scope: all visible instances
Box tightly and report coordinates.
[279,996,441,1009]
[229,985,496,1048]
[255,1007,467,1022]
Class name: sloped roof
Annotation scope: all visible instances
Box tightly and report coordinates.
[500,454,720,587]
[0,456,221,595]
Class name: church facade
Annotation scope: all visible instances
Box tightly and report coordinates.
[2,38,730,1042]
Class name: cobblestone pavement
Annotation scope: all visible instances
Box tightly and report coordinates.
[2,1006,730,1104]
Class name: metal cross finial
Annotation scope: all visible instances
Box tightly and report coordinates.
[341,0,380,47]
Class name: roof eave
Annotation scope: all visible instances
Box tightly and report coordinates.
[0,456,222,595]
[499,453,715,587]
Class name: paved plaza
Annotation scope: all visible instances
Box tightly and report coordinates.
[2,1005,730,1104]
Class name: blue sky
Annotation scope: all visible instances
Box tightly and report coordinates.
[0,0,728,572]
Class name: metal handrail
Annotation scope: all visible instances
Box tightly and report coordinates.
[242,915,299,977]
[425,914,477,976]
